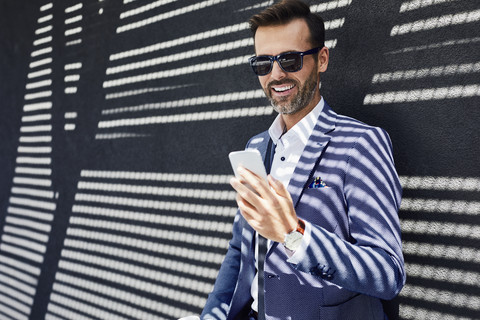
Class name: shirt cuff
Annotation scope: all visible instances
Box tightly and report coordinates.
[285,219,311,262]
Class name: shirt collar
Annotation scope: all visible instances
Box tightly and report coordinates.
[268,97,325,146]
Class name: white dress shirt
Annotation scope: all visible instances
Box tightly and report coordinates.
[250,98,324,312]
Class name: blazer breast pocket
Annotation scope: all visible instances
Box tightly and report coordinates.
[296,187,349,239]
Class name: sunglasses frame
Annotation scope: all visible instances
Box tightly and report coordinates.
[249,47,322,76]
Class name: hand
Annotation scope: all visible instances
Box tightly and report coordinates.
[230,166,298,243]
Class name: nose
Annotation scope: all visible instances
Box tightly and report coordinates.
[269,60,287,80]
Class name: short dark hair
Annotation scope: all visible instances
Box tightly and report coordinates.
[249,0,325,48]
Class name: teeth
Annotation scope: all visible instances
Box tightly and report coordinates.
[273,84,294,92]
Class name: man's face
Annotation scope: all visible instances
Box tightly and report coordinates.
[254,19,322,115]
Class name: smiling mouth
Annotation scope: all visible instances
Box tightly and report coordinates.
[272,84,295,92]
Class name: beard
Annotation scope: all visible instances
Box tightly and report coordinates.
[265,68,319,115]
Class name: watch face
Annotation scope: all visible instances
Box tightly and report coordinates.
[285,231,303,251]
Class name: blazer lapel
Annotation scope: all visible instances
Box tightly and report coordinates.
[287,103,337,208]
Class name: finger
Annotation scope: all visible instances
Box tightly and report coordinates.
[268,175,292,200]
[238,167,272,199]
[230,176,263,209]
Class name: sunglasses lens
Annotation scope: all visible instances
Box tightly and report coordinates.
[278,53,302,72]
[251,57,272,76]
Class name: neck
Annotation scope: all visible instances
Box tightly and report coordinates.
[281,96,321,131]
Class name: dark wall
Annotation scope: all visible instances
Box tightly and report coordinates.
[0,0,478,319]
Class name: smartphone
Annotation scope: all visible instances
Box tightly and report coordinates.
[228,149,268,181]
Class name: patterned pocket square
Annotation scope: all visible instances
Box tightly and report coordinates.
[308,177,329,189]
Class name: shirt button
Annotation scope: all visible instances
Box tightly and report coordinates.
[281,156,286,161]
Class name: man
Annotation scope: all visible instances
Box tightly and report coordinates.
[201,0,405,319]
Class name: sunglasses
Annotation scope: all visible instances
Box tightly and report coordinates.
[249,47,321,76]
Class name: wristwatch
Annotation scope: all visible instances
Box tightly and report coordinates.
[283,218,305,251]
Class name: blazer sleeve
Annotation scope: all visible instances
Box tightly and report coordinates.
[200,211,243,319]
[288,127,406,299]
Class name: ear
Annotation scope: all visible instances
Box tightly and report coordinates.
[317,46,329,73]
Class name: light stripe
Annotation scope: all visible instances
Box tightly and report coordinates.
[40,3,53,11]
[26,79,52,90]
[7,208,54,225]
[27,68,52,79]
[400,305,472,320]
[13,176,52,186]
[363,84,480,104]
[46,303,91,320]
[402,220,480,238]
[53,271,206,319]
[20,124,52,132]
[80,170,231,183]
[15,166,52,175]
[24,91,52,100]
[403,241,480,263]
[372,62,480,83]
[48,293,130,320]
[400,0,460,12]
[65,15,82,25]
[65,39,82,46]
[38,14,53,24]
[0,254,41,277]
[72,204,232,233]
[105,84,192,100]
[57,261,205,311]
[64,75,80,82]
[73,193,236,217]
[0,264,37,288]
[0,301,28,320]
[53,282,158,320]
[95,132,149,140]
[60,249,212,294]
[401,284,480,311]
[64,237,223,273]
[116,0,227,33]
[103,54,250,88]
[120,0,177,19]
[0,289,31,312]
[12,187,54,199]
[64,62,82,70]
[77,181,235,200]
[33,36,52,46]
[16,157,51,165]
[23,102,52,112]
[98,106,273,128]
[65,27,82,36]
[1,234,46,254]
[102,89,264,114]
[0,274,35,296]
[65,3,82,13]
[401,198,480,215]
[311,0,352,12]
[0,243,43,263]
[64,124,76,131]
[4,226,48,244]
[9,196,56,211]
[400,175,480,191]
[21,114,52,122]
[30,57,52,69]
[69,217,231,248]
[64,230,225,264]
[31,47,52,58]
[65,112,77,119]
[35,25,52,35]
[406,262,480,286]
[110,22,248,61]
[106,38,253,75]
[391,9,480,36]
[65,87,77,94]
